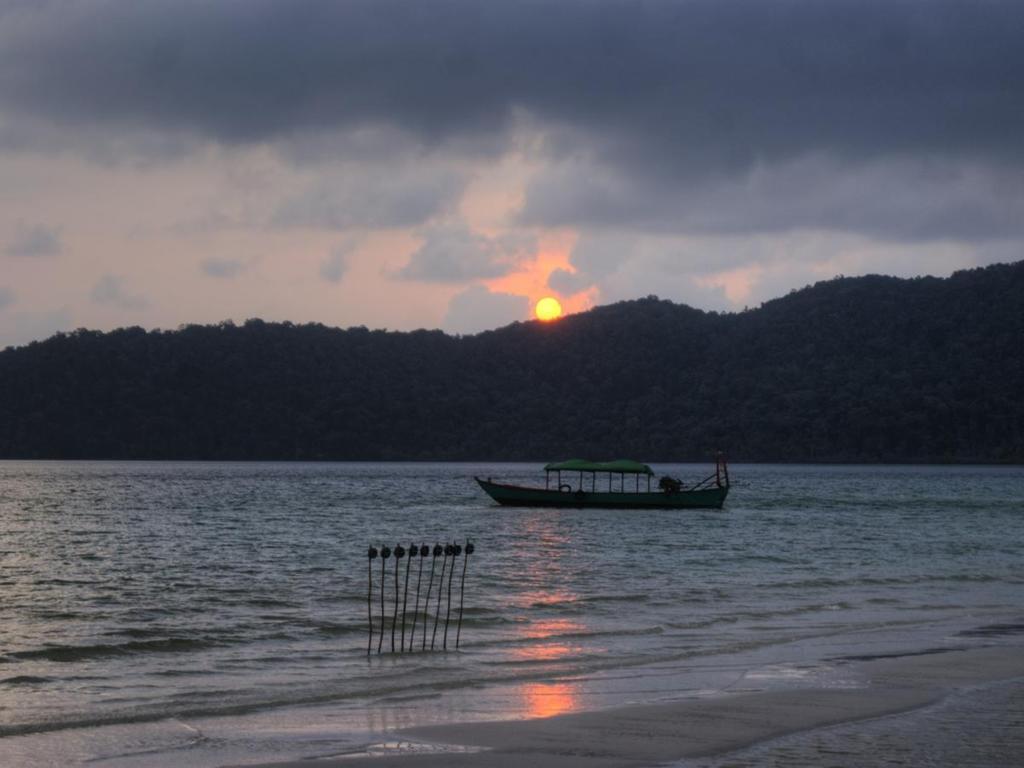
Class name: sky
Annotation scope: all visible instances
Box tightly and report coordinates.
[1,0,1023,347]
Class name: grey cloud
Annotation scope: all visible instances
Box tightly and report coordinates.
[201,257,246,278]
[0,286,13,310]
[397,224,536,282]
[443,284,530,335]
[2,2,1023,242]
[547,268,589,296]
[272,167,465,230]
[2,1,1021,167]
[523,155,1024,242]
[5,223,61,257]
[90,275,148,310]
[319,241,357,283]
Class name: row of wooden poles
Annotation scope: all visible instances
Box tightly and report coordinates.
[367,540,474,654]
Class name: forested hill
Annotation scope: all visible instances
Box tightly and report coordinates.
[1,262,1022,462]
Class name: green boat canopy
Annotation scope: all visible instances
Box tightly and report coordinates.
[543,459,654,475]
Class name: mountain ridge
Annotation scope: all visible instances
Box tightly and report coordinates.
[1,262,1021,462]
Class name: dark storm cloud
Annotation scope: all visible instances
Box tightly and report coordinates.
[3,1,1023,240]
[3,1,1021,164]
[522,154,1024,241]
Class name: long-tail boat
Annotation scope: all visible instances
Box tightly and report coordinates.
[476,455,729,509]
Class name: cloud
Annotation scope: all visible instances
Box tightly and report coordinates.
[396,224,536,283]
[443,284,530,334]
[0,286,13,310]
[201,257,246,278]
[319,241,358,283]
[522,154,1024,242]
[271,166,466,230]
[90,275,148,310]
[3,0,1021,249]
[5,222,61,257]
[2,2,1022,244]
[1,2,1020,164]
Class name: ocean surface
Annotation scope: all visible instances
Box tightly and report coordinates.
[0,461,1022,767]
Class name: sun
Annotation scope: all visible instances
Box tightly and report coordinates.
[535,296,563,322]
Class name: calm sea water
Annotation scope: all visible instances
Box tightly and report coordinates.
[0,461,1022,767]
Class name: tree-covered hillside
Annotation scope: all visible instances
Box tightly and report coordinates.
[1,262,1022,462]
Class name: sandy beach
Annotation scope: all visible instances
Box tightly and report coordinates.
[248,645,1024,768]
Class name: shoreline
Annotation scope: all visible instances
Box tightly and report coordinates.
[246,645,1024,768]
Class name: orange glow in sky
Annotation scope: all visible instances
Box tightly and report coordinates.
[484,230,593,318]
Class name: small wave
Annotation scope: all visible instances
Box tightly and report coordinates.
[830,646,966,663]
[1,675,52,685]
[526,594,649,611]
[958,622,1024,638]
[9,637,222,663]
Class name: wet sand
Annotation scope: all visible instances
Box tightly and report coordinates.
[247,645,1024,768]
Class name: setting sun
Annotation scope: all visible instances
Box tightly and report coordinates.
[535,296,563,322]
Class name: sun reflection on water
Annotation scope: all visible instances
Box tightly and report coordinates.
[520,681,579,719]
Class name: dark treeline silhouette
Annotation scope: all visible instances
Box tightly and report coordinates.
[1,262,1022,462]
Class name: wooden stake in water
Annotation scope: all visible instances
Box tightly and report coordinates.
[400,541,414,652]
[422,544,442,651]
[443,543,462,649]
[392,544,405,653]
[367,546,378,656]
[456,540,473,649]
[378,546,390,654]
[409,544,427,651]
[431,544,452,650]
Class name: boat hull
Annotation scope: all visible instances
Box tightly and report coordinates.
[475,477,728,509]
